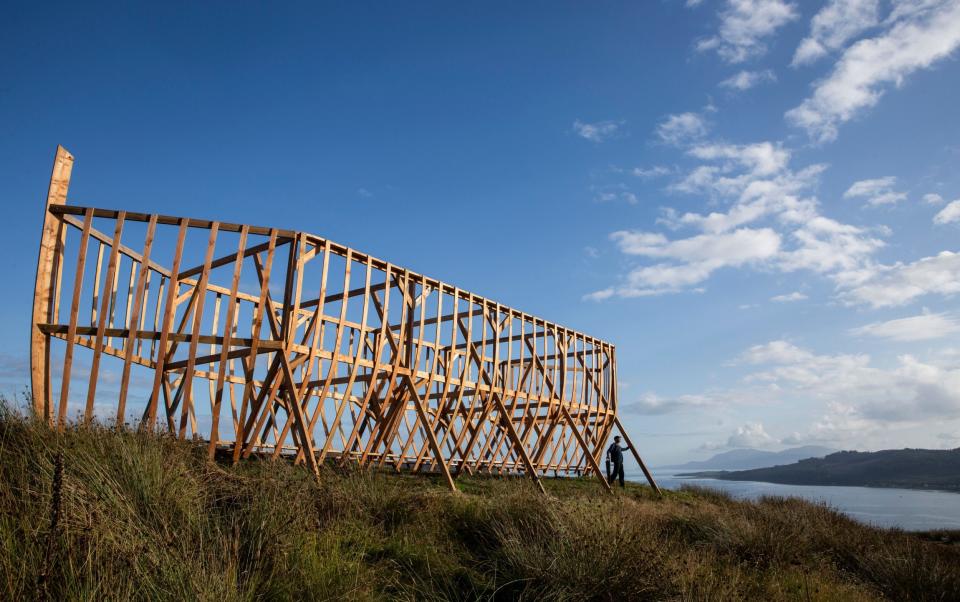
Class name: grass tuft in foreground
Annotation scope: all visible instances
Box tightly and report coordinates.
[1,402,958,600]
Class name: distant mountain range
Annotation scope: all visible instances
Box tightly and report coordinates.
[661,445,837,471]
[680,448,960,492]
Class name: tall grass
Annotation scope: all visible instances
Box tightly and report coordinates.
[1,399,957,600]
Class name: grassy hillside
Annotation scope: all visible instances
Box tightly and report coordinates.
[1,404,958,601]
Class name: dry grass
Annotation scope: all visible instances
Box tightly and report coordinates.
[1,400,957,601]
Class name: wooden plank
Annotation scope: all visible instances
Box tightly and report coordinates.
[144,218,189,429]
[178,223,220,439]
[84,211,126,423]
[117,216,159,424]
[31,145,74,419]
[207,225,249,458]
[56,207,94,428]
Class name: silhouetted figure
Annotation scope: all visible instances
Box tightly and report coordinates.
[606,435,629,488]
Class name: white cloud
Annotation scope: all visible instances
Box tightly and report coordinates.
[778,215,886,274]
[727,422,777,447]
[582,288,615,302]
[771,291,807,302]
[843,176,907,206]
[699,422,779,451]
[632,165,671,178]
[924,193,946,205]
[594,190,640,204]
[589,134,891,300]
[720,69,777,90]
[739,340,960,424]
[573,119,624,142]
[787,1,960,142]
[850,310,960,341]
[934,200,960,224]
[642,338,960,449]
[600,227,781,295]
[698,0,799,63]
[792,0,881,66]
[688,142,790,177]
[656,112,709,145]
[737,339,816,365]
[624,392,719,415]
[844,176,895,197]
[839,251,960,307]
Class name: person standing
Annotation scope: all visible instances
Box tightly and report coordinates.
[606,435,629,488]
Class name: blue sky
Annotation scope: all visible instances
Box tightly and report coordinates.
[2,1,960,464]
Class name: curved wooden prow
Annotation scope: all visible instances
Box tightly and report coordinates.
[31,145,74,421]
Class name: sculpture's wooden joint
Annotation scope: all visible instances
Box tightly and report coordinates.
[30,146,659,493]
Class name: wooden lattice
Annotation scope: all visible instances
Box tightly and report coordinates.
[30,146,658,493]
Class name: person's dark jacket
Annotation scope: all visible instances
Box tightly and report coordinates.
[606,443,626,465]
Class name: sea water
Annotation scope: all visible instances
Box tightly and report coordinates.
[625,470,960,531]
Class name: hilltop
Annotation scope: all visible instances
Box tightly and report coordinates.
[662,445,837,471]
[1,406,958,600]
[681,448,960,492]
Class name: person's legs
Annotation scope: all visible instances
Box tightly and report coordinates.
[616,462,625,487]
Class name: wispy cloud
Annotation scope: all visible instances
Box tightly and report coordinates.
[771,291,807,302]
[573,119,624,142]
[594,190,639,205]
[588,135,888,302]
[787,1,960,142]
[719,69,776,90]
[624,392,719,415]
[934,200,960,225]
[843,176,907,207]
[632,165,671,179]
[792,0,881,66]
[838,251,960,308]
[697,0,799,63]
[656,112,709,146]
[850,310,960,341]
[594,227,781,297]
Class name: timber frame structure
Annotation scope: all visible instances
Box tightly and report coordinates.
[31,145,659,494]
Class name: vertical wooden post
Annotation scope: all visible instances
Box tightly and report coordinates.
[85,212,126,424]
[31,145,74,421]
[614,415,661,495]
[144,219,189,430]
[117,216,158,425]
[57,208,94,428]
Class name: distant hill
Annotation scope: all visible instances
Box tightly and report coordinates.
[681,448,960,492]
[661,445,837,471]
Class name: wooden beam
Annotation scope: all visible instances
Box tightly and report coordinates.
[31,145,73,420]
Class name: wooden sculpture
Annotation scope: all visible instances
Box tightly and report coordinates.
[30,145,659,493]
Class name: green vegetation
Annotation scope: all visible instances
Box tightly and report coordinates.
[2,402,958,601]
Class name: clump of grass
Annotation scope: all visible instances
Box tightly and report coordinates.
[1,398,958,600]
